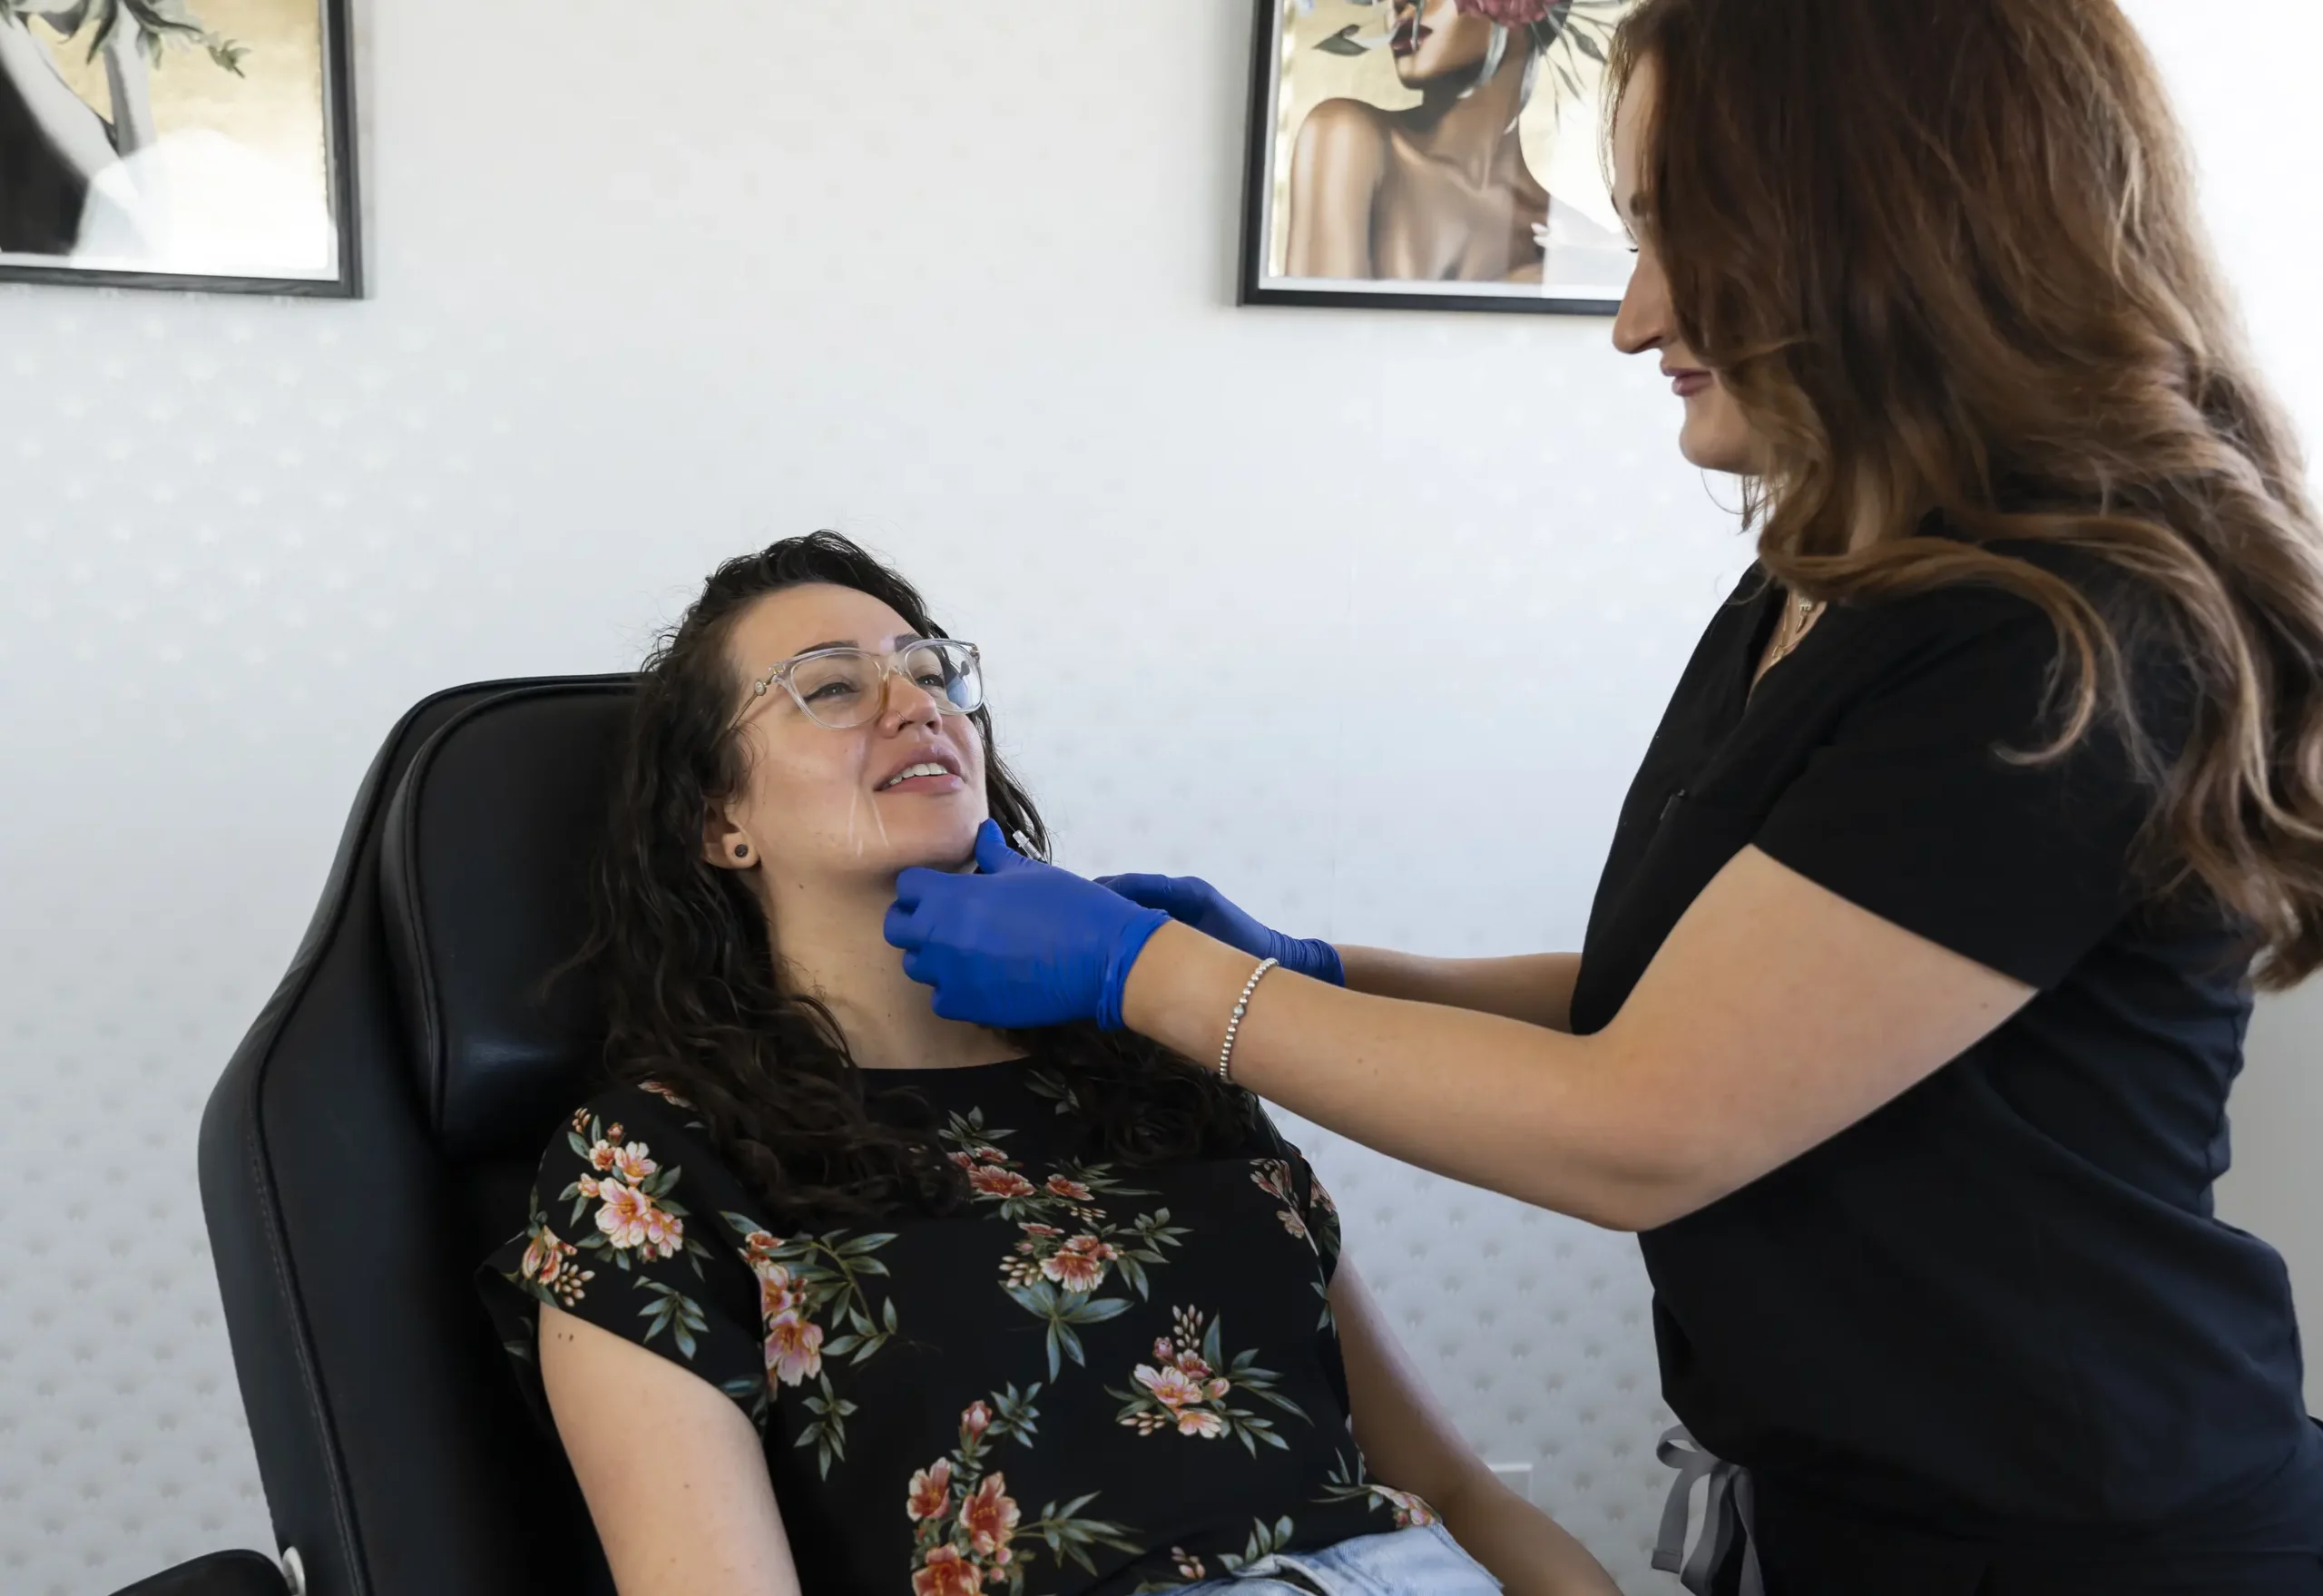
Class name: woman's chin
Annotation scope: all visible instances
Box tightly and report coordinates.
[870,813,986,876]
[1677,419,1758,478]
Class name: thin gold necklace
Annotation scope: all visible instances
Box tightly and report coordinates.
[1771,592,1824,664]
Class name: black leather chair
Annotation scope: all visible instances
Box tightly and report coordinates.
[118,677,636,1596]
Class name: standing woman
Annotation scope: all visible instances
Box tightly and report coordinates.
[885,0,2323,1590]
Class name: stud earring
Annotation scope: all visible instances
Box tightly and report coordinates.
[734,844,750,858]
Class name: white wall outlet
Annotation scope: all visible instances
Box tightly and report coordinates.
[1486,1461,1536,1503]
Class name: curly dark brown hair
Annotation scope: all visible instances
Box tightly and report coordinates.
[571,532,1260,1228]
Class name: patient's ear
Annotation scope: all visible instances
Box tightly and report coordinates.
[703,808,756,871]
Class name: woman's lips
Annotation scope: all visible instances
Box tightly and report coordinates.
[877,771,965,797]
[1391,24,1430,54]
[1671,370,1714,397]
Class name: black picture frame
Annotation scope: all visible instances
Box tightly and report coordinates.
[0,0,363,298]
[1236,0,1631,317]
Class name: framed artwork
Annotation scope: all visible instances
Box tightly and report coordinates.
[1240,0,1636,315]
[0,0,360,296]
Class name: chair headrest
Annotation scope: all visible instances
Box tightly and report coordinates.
[380,678,635,1159]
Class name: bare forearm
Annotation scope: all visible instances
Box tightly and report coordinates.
[1337,947,1582,1032]
[1436,1475,1621,1596]
[1124,850,2030,1232]
[101,21,160,156]
[1125,925,1682,1229]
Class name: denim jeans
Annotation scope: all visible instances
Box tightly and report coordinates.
[1177,1523,1504,1595]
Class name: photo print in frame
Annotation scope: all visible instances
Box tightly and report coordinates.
[1240,0,1637,314]
[0,0,360,295]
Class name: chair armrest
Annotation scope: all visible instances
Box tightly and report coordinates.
[108,1550,291,1596]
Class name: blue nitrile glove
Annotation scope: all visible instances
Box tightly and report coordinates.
[886,820,1171,1030]
[1093,872,1345,985]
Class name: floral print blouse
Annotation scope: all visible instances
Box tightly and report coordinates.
[478,1057,1435,1596]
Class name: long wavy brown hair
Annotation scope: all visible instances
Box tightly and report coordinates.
[572,533,1258,1227]
[1609,0,2323,983]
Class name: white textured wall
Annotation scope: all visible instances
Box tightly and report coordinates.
[2128,0,2323,1415]
[0,3,2314,1593]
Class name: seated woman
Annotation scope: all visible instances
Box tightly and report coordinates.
[479,533,1618,1596]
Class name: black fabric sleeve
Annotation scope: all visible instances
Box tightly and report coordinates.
[478,1087,769,1427]
[1288,1148,1343,1286]
[1753,594,2159,991]
[1247,1107,1344,1285]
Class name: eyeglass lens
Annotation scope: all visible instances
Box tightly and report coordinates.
[792,642,982,729]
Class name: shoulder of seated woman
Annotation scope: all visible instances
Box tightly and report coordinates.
[558,1079,708,1135]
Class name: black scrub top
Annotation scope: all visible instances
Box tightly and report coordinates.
[1570,543,2323,1547]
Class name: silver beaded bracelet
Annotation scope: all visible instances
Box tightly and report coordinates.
[1217,957,1280,1082]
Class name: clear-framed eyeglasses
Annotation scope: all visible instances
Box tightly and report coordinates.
[731,638,984,731]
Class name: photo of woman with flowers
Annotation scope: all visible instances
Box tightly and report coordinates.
[1241,0,1637,311]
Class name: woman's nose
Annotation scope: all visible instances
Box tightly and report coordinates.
[1612,281,1663,356]
[1612,254,1670,357]
[878,669,945,730]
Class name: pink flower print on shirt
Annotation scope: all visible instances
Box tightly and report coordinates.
[594,1180,684,1259]
[753,1259,799,1322]
[1376,1486,1438,1529]
[1111,1307,1309,1450]
[910,1544,980,1596]
[519,1224,593,1307]
[960,1473,1022,1557]
[1136,1362,1204,1410]
[907,1457,954,1523]
[764,1308,825,1387]
[1039,1235,1118,1293]
[967,1165,1037,1199]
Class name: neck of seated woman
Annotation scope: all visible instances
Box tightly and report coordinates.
[765,867,1021,1074]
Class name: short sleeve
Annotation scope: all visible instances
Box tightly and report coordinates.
[1288,1150,1343,1284]
[1247,1114,1347,1287]
[477,1086,769,1428]
[1753,590,2164,990]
